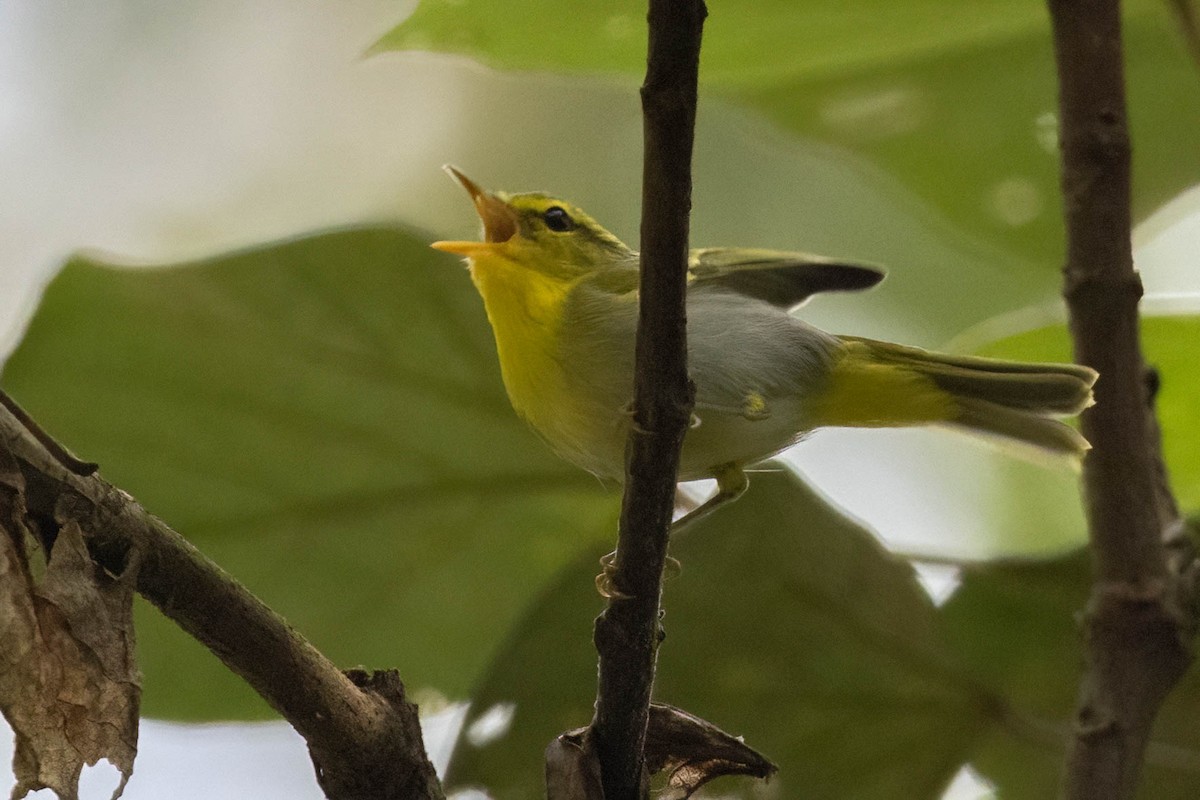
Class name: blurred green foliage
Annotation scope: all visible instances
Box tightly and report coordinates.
[448,473,1200,799]
[978,316,1200,512]
[379,0,1200,268]
[2,229,618,717]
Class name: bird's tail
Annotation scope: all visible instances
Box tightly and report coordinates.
[815,336,1098,459]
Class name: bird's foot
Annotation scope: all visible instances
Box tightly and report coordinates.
[594,550,683,600]
[595,550,632,600]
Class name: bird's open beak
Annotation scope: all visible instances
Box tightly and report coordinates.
[431,165,519,256]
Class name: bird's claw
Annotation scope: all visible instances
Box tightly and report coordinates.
[594,550,682,600]
[619,401,658,435]
[596,550,633,600]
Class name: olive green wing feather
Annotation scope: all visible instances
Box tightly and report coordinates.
[688,248,885,310]
[586,247,885,308]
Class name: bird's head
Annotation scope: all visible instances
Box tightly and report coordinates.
[432,166,633,280]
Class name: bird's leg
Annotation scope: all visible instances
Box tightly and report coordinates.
[671,462,749,532]
[595,464,748,599]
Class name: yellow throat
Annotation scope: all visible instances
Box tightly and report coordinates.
[430,167,620,465]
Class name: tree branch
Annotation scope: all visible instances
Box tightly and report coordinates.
[1047,1,1195,797]
[589,2,706,799]
[0,399,444,800]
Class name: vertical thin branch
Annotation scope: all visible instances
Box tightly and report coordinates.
[589,1,705,799]
[1048,0,1195,797]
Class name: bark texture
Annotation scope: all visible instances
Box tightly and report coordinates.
[589,2,707,799]
[1048,1,1196,797]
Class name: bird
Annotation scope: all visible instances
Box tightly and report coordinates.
[431,166,1097,538]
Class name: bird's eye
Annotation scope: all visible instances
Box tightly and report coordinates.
[542,206,575,232]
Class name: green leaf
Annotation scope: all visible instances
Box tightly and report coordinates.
[376,0,1051,87]
[446,472,984,799]
[1,227,619,719]
[971,314,1200,513]
[380,1,1200,267]
[739,11,1200,269]
[449,473,1200,798]
[884,308,1200,558]
[938,554,1089,798]
[942,551,1200,798]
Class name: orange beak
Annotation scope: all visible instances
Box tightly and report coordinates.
[431,165,519,256]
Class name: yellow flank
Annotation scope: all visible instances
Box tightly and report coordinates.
[809,343,957,428]
[742,391,769,420]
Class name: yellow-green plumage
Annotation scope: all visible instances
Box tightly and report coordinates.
[433,167,1097,523]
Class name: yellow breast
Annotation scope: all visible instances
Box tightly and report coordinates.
[469,253,584,451]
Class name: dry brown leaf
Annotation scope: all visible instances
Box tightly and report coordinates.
[645,703,776,800]
[544,705,775,800]
[545,728,605,800]
[0,451,139,800]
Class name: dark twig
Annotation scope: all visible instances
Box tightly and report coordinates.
[589,1,705,799]
[0,388,97,476]
[0,401,444,800]
[1047,1,1195,797]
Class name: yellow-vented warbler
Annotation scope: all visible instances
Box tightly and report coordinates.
[432,166,1097,528]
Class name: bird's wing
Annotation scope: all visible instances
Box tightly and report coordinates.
[687,248,885,310]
